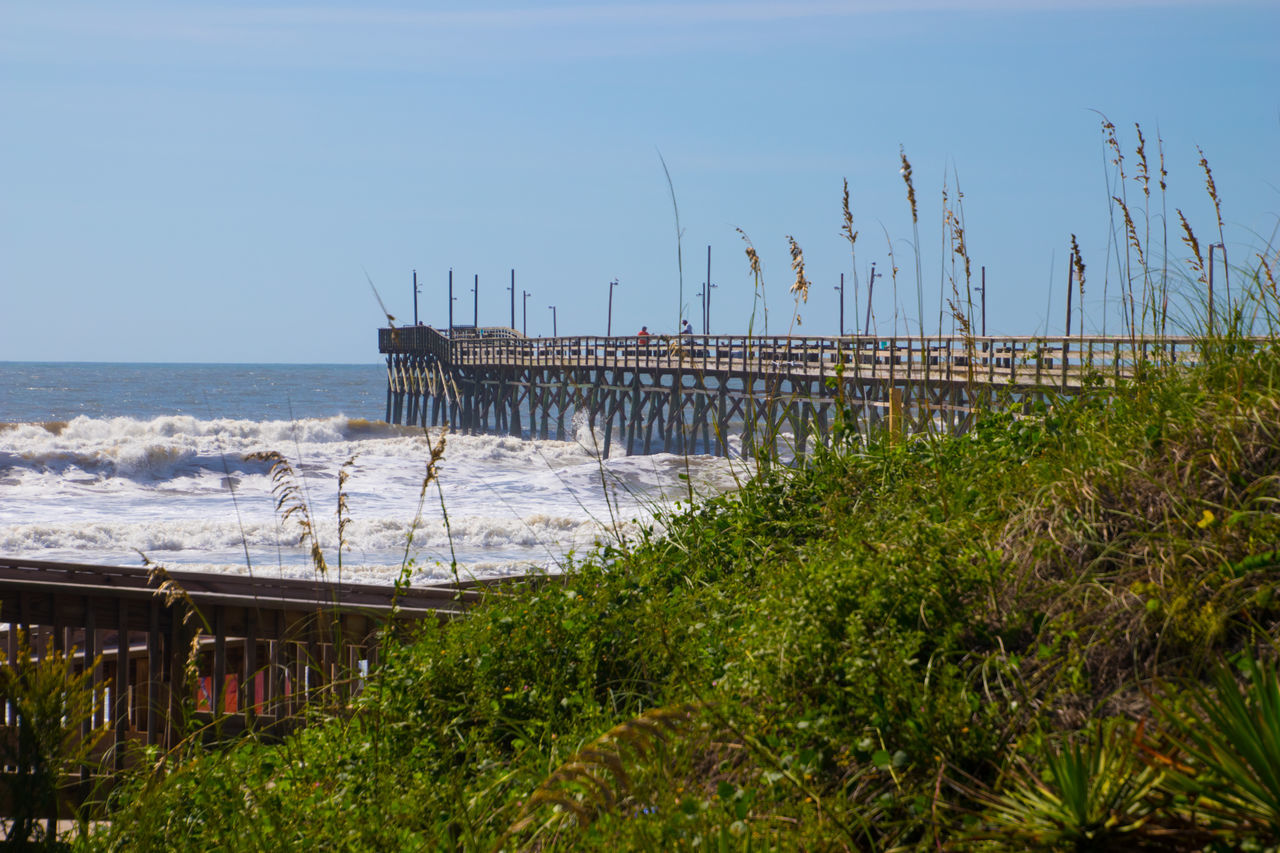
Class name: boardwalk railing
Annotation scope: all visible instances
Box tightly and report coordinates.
[0,558,523,816]
[379,329,1220,456]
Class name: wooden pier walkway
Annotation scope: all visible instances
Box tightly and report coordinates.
[0,558,525,817]
[380,326,1206,456]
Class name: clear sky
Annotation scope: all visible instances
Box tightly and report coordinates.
[3,1,1277,364]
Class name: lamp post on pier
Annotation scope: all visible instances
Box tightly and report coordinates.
[607,279,619,336]
[472,274,479,327]
[704,281,716,334]
[703,245,716,334]
[508,270,516,330]
[977,266,986,337]
[834,273,844,336]
[412,269,420,326]
[447,269,454,332]
[548,305,558,337]
[864,262,878,337]
[522,290,531,336]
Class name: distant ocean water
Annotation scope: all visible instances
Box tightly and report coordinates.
[0,362,740,584]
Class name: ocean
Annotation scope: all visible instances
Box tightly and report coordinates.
[0,362,743,584]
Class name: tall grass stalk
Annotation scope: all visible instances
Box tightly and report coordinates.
[736,227,777,463]
[785,234,810,333]
[1071,233,1086,353]
[1178,208,1209,330]
[841,178,860,336]
[738,227,768,337]
[1102,117,1141,345]
[944,173,977,389]
[335,452,357,586]
[1158,129,1171,336]
[658,149,686,330]
[1200,145,1229,310]
[900,146,926,339]
[878,224,899,341]
[1133,123,1155,336]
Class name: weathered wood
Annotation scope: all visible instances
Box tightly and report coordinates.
[0,557,526,818]
[114,599,129,771]
[147,602,161,745]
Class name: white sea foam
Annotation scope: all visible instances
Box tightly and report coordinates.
[0,414,746,582]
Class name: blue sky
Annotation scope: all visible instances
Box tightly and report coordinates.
[2,1,1277,363]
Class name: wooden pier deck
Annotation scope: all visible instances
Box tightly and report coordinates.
[380,326,1208,456]
[0,558,527,818]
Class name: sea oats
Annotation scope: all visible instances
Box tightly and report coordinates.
[899,147,918,224]
[737,227,761,277]
[245,449,329,576]
[1071,234,1086,296]
[841,178,858,248]
[1199,146,1230,308]
[1198,146,1224,235]
[1115,195,1146,269]
[1134,124,1150,200]
[143,559,203,629]
[786,235,810,302]
[1101,118,1125,180]
[1178,209,1206,283]
[1258,252,1277,297]
[1158,134,1168,193]
[336,452,359,576]
[952,218,972,289]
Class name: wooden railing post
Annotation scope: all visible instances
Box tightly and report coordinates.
[114,600,129,771]
[889,387,904,444]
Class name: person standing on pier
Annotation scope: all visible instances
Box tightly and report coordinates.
[680,319,693,335]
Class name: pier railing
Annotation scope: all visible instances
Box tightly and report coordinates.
[382,330,1205,390]
[380,325,524,352]
[447,325,523,341]
[0,558,527,817]
[379,324,455,363]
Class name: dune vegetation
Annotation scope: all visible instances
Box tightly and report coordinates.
[7,121,1280,850]
[78,307,1280,850]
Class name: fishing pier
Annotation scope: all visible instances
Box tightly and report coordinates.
[380,325,1202,456]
